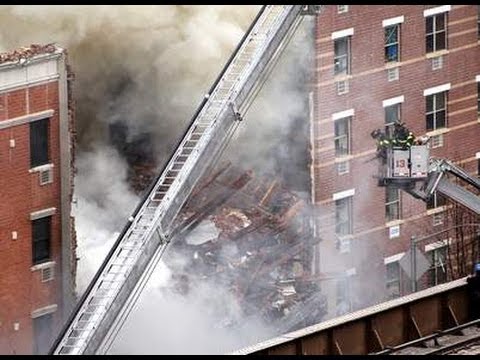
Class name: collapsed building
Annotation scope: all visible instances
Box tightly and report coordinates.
[151,162,328,333]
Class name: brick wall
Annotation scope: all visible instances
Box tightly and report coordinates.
[0,81,64,354]
[313,5,480,315]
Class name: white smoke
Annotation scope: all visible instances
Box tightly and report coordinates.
[0,5,323,354]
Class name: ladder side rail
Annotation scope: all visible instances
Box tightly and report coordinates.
[50,5,268,355]
[51,5,303,355]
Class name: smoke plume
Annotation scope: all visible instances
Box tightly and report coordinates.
[0,5,319,354]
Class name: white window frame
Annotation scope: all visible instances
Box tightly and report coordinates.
[385,185,401,222]
[333,31,353,76]
[425,245,447,286]
[334,116,352,158]
[425,87,448,131]
[425,10,448,53]
[335,196,353,237]
[384,23,401,62]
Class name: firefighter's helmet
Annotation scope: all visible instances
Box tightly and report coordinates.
[370,129,381,139]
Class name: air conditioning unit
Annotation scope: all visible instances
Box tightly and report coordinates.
[41,266,55,282]
[39,167,53,185]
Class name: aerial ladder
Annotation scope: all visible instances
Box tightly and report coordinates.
[377,144,480,215]
[51,5,322,355]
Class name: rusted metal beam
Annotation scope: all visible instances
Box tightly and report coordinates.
[233,277,469,355]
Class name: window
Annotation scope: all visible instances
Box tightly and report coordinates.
[426,246,447,286]
[334,36,351,76]
[478,5,480,39]
[385,24,400,62]
[32,216,51,265]
[386,186,401,222]
[337,5,348,14]
[386,261,401,299]
[426,13,447,53]
[33,313,53,355]
[477,82,480,117]
[334,116,351,157]
[30,118,50,168]
[426,91,447,131]
[385,103,401,137]
[335,196,353,236]
[427,192,446,210]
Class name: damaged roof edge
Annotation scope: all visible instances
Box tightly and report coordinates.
[0,43,64,70]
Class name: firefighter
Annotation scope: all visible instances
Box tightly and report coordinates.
[467,262,480,320]
[392,121,415,149]
[370,129,391,159]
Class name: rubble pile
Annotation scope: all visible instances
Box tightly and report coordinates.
[0,43,57,64]
[166,162,327,333]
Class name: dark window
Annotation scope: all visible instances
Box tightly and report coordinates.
[335,196,353,236]
[426,13,447,53]
[427,192,447,210]
[334,36,351,75]
[386,261,401,299]
[477,82,480,117]
[32,216,51,265]
[385,103,401,137]
[386,186,401,222]
[33,313,53,355]
[426,91,447,131]
[426,246,447,287]
[334,117,351,157]
[385,24,400,62]
[478,6,480,39]
[30,118,50,168]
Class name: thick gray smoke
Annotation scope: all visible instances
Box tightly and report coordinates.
[0,5,321,354]
[0,4,260,288]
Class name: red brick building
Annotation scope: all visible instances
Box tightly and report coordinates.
[310,5,480,317]
[0,45,76,354]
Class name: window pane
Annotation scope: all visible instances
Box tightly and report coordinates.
[30,118,49,168]
[335,37,348,56]
[435,92,446,110]
[385,26,398,45]
[34,241,50,263]
[385,44,399,62]
[477,82,480,115]
[32,217,51,264]
[426,95,434,113]
[385,104,400,124]
[435,13,445,31]
[426,34,434,53]
[386,262,399,281]
[34,314,53,354]
[435,31,446,51]
[335,118,348,136]
[426,113,434,131]
[426,16,434,34]
[334,56,347,75]
[436,110,446,128]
